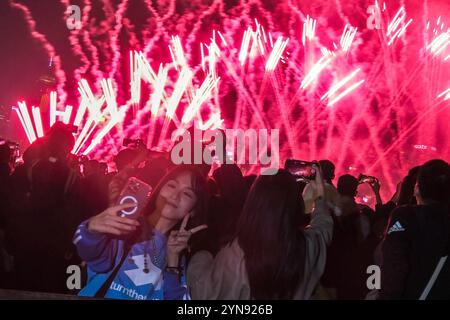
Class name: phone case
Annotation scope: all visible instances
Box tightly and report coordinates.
[117,177,152,219]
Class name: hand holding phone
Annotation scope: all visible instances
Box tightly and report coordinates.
[87,203,141,236]
[285,159,317,181]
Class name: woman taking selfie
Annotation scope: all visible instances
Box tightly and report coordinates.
[73,164,208,300]
[166,166,334,299]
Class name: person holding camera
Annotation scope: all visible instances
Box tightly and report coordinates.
[74,165,209,300]
[163,165,333,299]
[318,174,377,299]
[302,160,341,217]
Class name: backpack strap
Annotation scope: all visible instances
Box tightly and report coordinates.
[419,256,448,300]
[414,205,450,300]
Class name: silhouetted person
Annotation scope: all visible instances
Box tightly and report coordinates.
[319,160,336,186]
[380,160,450,299]
[81,160,109,217]
[243,174,257,192]
[0,143,13,287]
[321,174,375,299]
[202,163,248,255]
[397,166,421,206]
[168,168,333,299]
[303,160,340,216]
[5,122,85,293]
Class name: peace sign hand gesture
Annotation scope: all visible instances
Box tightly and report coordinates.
[166,214,207,267]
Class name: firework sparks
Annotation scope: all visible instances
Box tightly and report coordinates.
[48,91,73,125]
[73,80,106,154]
[73,118,96,155]
[265,37,289,72]
[208,32,221,78]
[250,19,265,57]
[239,28,253,66]
[182,75,220,124]
[6,0,450,201]
[321,68,361,101]
[17,101,37,143]
[49,91,57,127]
[73,99,88,127]
[427,32,450,57]
[170,35,188,70]
[14,105,34,143]
[32,106,44,138]
[199,112,224,130]
[13,107,31,143]
[63,105,73,124]
[302,15,317,46]
[437,87,450,100]
[301,55,333,90]
[130,51,159,104]
[200,43,206,72]
[82,79,127,155]
[101,79,118,115]
[78,80,104,121]
[340,24,358,52]
[387,7,406,37]
[321,47,335,56]
[328,80,365,106]
[130,50,140,104]
[82,106,127,155]
[217,31,228,46]
[166,68,193,118]
[387,7,412,46]
[150,65,168,117]
[238,21,269,66]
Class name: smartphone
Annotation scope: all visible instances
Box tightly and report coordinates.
[116,177,152,219]
[285,159,317,181]
[358,174,379,185]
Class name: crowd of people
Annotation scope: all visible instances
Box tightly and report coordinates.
[0,122,448,300]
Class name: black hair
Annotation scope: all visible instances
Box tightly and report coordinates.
[0,144,11,163]
[337,174,359,198]
[236,170,306,299]
[243,174,257,192]
[203,164,247,254]
[45,122,75,159]
[114,148,139,172]
[319,160,336,184]
[417,160,450,204]
[398,165,421,206]
[143,164,209,254]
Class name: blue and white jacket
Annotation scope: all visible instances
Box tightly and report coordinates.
[73,220,188,300]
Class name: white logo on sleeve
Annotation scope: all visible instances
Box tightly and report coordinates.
[387,221,405,234]
[124,254,163,288]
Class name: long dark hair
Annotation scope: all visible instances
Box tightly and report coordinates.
[236,170,306,299]
[398,166,421,206]
[142,164,209,254]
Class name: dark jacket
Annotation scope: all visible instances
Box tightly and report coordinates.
[380,204,450,299]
